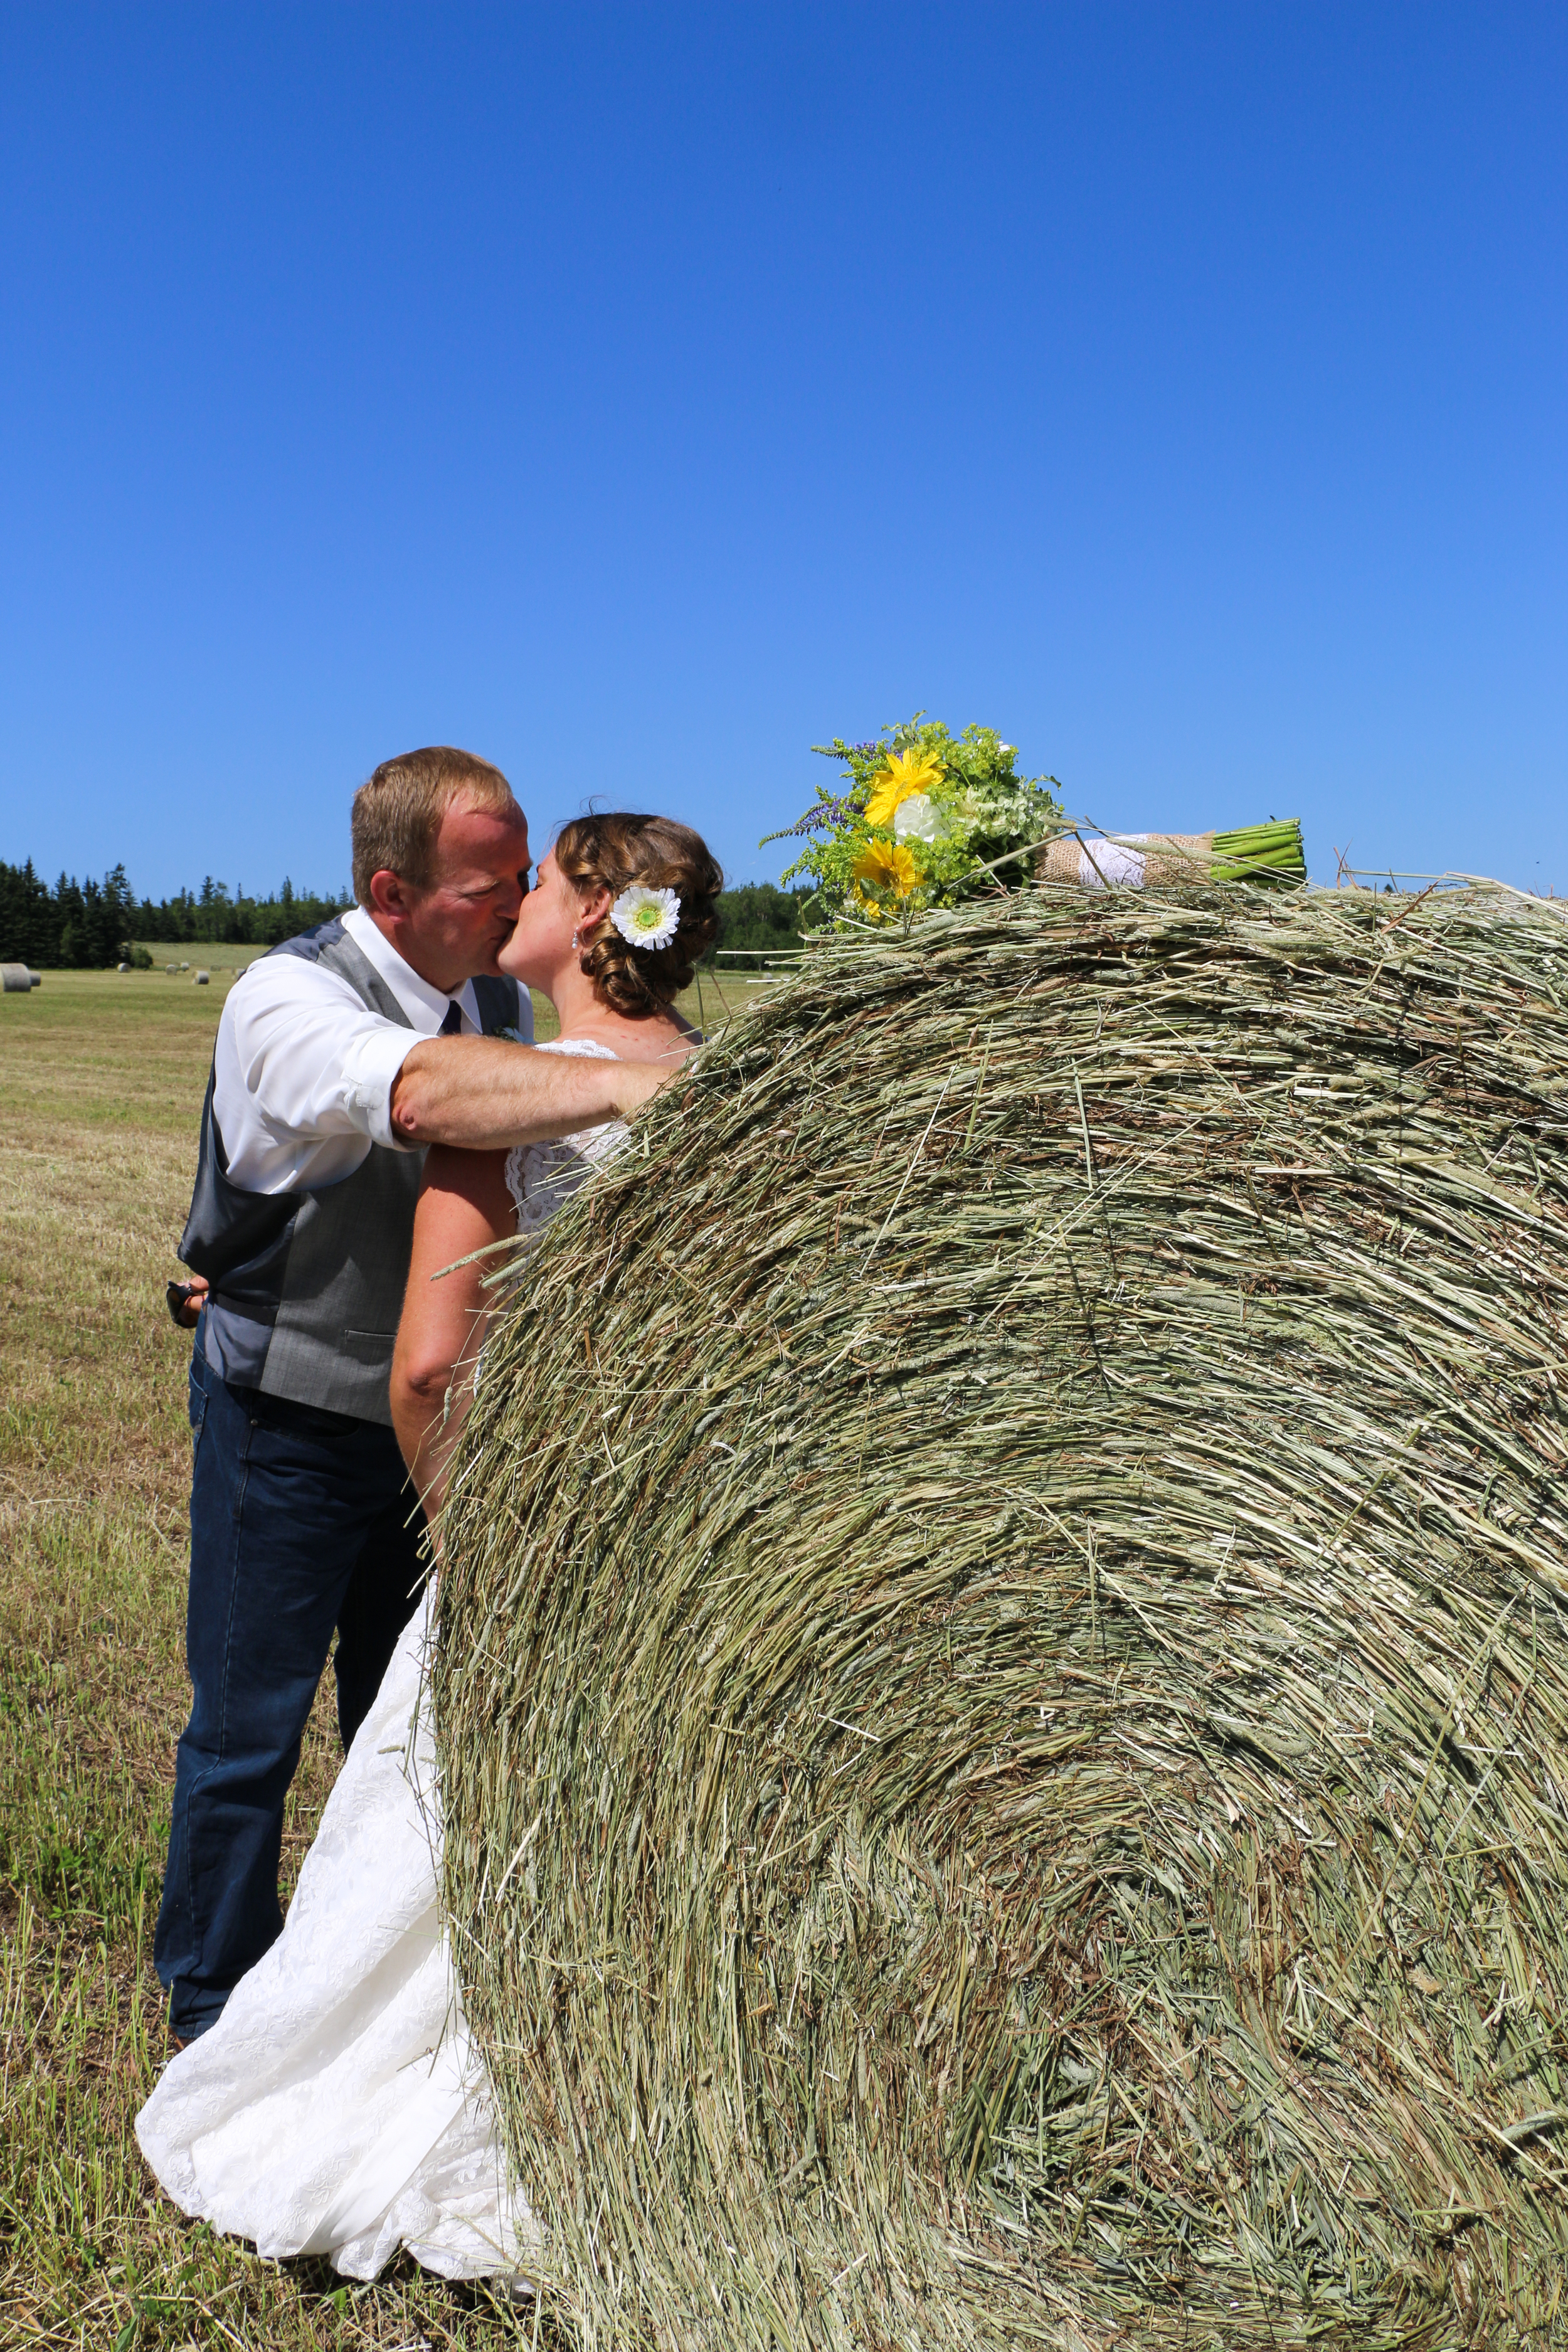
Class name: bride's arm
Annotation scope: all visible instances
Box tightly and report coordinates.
[391,1145,515,1513]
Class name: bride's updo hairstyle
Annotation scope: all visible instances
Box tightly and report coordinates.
[554,813,723,1017]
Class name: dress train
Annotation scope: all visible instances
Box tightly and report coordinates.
[136,1592,532,2280]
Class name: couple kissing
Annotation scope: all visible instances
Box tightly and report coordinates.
[138,745,721,2286]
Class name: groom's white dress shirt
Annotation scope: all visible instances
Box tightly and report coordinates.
[211,905,531,1195]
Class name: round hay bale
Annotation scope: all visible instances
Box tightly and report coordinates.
[193,968,211,985]
[1,963,40,992]
[437,884,1568,2351]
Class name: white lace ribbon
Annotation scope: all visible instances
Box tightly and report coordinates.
[1077,837,1148,889]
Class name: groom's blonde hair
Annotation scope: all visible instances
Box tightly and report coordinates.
[351,746,521,904]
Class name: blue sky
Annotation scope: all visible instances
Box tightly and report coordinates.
[1,3,1563,897]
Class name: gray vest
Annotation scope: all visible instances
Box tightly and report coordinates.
[180,918,525,1424]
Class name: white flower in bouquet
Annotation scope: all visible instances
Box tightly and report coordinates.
[893,793,945,844]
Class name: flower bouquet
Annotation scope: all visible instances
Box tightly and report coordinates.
[768,714,1305,926]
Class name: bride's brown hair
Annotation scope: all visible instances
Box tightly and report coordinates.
[554,813,723,1017]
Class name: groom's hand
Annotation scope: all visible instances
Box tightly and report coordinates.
[166,1273,209,1328]
[389,1036,675,1150]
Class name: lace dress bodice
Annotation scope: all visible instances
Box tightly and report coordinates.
[504,1036,627,1246]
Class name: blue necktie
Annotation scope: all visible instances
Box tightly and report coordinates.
[439,999,463,1036]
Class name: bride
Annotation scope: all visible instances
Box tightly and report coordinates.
[136,812,721,2284]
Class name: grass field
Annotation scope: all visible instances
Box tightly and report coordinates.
[0,964,770,2348]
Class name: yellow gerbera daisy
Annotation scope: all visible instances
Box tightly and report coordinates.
[864,749,945,832]
[852,838,921,898]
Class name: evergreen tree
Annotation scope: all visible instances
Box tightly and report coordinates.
[0,859,57,966]
[55,872,87,965]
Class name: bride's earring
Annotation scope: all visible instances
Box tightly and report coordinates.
[570,927,581,953]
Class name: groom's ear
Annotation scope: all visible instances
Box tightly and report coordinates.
[368,868,415,921]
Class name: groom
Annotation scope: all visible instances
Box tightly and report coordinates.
[154,746,667,2043]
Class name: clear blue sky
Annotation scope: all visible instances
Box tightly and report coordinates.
[2,3,1563,898]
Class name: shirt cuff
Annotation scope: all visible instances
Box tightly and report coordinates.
[341,1024,422,1150]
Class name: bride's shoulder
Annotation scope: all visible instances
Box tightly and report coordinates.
[549,1014,698,1066]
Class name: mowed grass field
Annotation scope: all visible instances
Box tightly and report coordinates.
[0,963,774,2349]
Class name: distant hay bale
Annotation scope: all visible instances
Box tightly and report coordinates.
[193,968,211,985]
[437,883,1568,2351]
[1,964,41,992]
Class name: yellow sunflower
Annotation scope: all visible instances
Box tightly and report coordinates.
[864,748,945,832]
[852,838,921,899]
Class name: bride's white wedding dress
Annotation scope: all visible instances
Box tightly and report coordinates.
[136,1040,626,2282]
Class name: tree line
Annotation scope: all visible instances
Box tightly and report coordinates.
[0,862,353,967]
[0,860,812,968]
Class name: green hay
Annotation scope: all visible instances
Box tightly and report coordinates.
[435,881,1568,2350]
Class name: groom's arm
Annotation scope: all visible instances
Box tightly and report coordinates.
[388,1035,674,1148]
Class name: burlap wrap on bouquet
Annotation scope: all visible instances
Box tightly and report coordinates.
[1039,830,1214,886]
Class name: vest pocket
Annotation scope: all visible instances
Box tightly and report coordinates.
[342,1327,395,1355]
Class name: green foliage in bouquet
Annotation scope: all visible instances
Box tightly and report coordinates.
[767,714,1064,926]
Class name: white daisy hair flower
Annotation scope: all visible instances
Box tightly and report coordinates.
[611,883,681,951]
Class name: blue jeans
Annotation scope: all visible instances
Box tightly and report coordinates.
[154,1332,427,2038]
